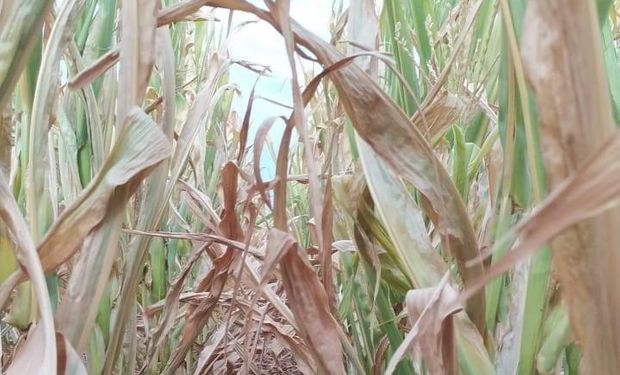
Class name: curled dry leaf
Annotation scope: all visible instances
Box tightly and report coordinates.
[0,107,171,303]
[464,125,620,308]
[164,162,244,374]
[252,116,283,209]
[55,332,88,375]
[6,324,55,375]
[192,324,227,375]
[207,0,486,332]
[268,228,346,375]
[412,92,467,144]
[117,0,158,120]
[260,228,296,286]
[386,274,462,375]
[464,1,620,372]
[0,171,56,374]
[0,0,52,110]
[38,108,172,271]
[69,4,487,332]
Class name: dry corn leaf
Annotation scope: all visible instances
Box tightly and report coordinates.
[260,227,295,286]
[346,0,446,290]
[508,1,620,372]
[0,0,52,110]
[165,162,243,373]
[463,4,620,372]
[413,92,466,144]
[252,116,282,209]
[465,127,620,301]
[55,332,88,375]
[386,274,462,375]
[0,107,171,306]
[344,4,491,369]
[270,228,346,375]
[68,48,119,90]
[260,316,315,369]
[320,180,336,312]
[237,74,261,165]
[273,0,325,257]
[6,324,55,375]
[38,108,171,272]
[0,171,56,374]
[166,248,237,373]
[118,0,157,120]
[10,327,87,374]
[27,0,85,240]
[193,324,227,375]
[208,0,486,332]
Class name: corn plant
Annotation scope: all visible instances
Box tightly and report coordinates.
[1,0,620,374]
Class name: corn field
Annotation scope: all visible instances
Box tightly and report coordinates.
[1,0,620,374]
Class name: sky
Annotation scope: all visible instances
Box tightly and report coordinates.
[213,0,341,179]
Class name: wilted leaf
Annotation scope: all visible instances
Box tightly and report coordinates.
[193,324,227,375]
[209,0,486,332]
[0,0,52,110]
[117,0,157,120]
[164,162,243,373]
[38,108,171,272]
[270,228,346,375]
[56,332,88,375]
[0,170,56,374]
[252,116,282,209]
[68,48,119,90]
[386,274,462,375]
[260,227,296,286]
[465,1,620,372]
[6,324,55,375]
[272,0,327,272]
[26,0,85,240]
